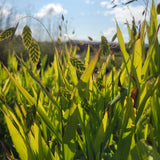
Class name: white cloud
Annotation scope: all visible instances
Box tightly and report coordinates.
[80,12,85,16]
[103,27,116,40]
[100,1,113,9]
[14,14,26,23]
[85,0,95,5]
[35,4,67,18]
[0,8,10,17]
[104,5,148,23]
[0,3,12,17]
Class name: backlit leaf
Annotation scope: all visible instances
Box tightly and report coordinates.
[5,115,29,160]
[116,22,131,75]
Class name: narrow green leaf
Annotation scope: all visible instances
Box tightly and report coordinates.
[116,22,131,75]
[16,55,61,111]
[131,140,160,160]
[25,104,36,132]
[3,64,62,143]
[142,24,160,78]
[63,107,79,160]
[3,64,35,105]
[5,115,29,160]
[136,76,160,125]
[132,38,142,83]
[115,98,135,160]
[147,0,160,74]
[37,103,62,143]
[94,111,108,155]
[85,45,90,67]
[126,21,132,41]
[80,48,100,83]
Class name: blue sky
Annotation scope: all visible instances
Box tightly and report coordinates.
[0,0,160,42]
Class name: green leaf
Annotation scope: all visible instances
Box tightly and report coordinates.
[80,48,100,83]
[0,27,15,41]
[22,25,32,49]
[126,21,132,41]
[115,98,136,160]
[37,103,62,143]
[3,64,35,105]
[136,76,160,125]
[151,92,160,147]
[142,24,160,78]
[131,140,160,160]
[85,45,90,67]
[25,104,36,132]
[63,107,79,160]
[5,115,30,160]
[29,41,40,65]
[3,64,62,143]
[116,22,131,75]
[132,38,142,83]
[147,0,160,74]
[15,55,61,111]
[94,111,108,155]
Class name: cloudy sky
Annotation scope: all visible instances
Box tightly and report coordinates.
[0,0,160,42]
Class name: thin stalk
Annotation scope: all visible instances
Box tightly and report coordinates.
[15,15,55,45]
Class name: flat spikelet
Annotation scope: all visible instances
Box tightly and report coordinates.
[22,25,32,49]
[70,57,85,71]
[0,27,15,41]
[100,36,110,57]
[29,40,40,65]
[60,87,71,101]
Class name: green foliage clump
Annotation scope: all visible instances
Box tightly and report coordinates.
[0,1,160,159]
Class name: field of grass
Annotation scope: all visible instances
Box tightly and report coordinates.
[0,0,160,159]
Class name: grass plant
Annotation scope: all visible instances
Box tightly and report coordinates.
[0,0,160,159]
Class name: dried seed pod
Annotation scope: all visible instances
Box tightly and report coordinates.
[131,86,138,108]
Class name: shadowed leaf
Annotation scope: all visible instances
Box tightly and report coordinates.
[157,3,160,14]
[88,36,93,41]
